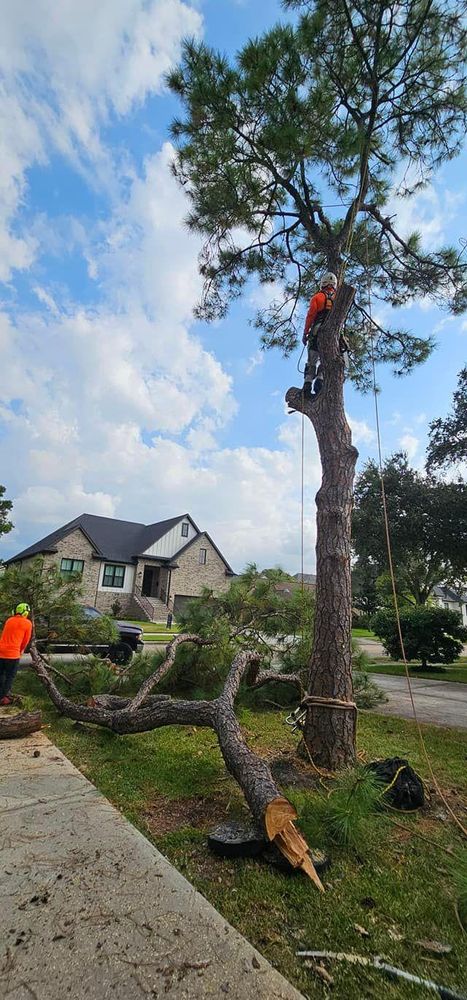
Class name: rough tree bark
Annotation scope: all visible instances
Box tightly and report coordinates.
[0,710,42,739]
[286,283,358,770]
[29,636,323,890]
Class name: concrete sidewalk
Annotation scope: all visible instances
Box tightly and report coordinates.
[0,733,304,1000]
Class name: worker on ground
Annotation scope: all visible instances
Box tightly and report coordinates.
[0,603,32,705]
[302,271,349,397]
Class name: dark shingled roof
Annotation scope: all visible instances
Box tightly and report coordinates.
[5,513,189,565]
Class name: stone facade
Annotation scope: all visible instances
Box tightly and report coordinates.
[168,533,231,605]
[41,529,100,605]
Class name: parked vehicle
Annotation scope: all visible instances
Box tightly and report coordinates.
[35,605,144,664]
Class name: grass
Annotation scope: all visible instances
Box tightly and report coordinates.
[126,619,181,633]
[369,658,467,684]
[13,669,467,1000]
[351,627,377,639]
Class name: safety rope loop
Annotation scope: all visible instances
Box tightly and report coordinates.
[302,694,357,713]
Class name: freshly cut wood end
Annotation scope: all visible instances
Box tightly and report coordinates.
[274,821,324,892]
[264,797,298,840]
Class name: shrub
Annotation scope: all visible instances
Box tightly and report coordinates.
[372,605,467,668]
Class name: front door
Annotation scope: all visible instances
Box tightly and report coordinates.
[142,565,160,598]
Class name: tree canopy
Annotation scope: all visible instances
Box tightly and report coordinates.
[0,485,13,542]
[352,452,467,602]
[426,365,467,472]
[177,563,315,682]
[168,0,467,387]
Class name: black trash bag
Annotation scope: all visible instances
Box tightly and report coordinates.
[367,757,424,811]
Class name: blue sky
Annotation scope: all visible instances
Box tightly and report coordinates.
[0,0,466,573]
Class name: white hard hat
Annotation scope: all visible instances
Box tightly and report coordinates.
[320,271,337,288]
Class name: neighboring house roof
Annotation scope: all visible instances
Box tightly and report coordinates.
[5,512,203,566]
[433,584,467,604]
[293,572,317,586]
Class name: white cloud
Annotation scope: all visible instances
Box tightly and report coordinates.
[0,0,203,279]
[399,433,419,460]
[245,350,265,375]
[388,165,465,252]
[347,416,375,445]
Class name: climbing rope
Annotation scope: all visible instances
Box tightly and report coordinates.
[365,235,467,839]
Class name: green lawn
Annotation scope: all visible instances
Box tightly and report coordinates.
[13,667,467,1000]
[351,628,377,639]
[126,619,181,632]
[369,659,467,684]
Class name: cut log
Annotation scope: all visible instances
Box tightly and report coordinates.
[264,797,298,839]
[0,710,42,739]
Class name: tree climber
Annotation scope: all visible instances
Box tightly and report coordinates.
[302,272,349,397]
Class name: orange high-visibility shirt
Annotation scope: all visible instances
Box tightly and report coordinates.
[304,286,336,338]
[0,615,32,659]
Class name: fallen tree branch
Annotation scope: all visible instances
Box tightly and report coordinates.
[29,637,323,890]
[0,710,42,739]
[296,951,467,1000]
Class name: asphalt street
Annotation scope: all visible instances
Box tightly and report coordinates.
[369,672,467,729]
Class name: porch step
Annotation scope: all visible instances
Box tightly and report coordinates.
[131,594,170,623]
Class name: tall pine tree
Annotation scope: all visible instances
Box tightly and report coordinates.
[168,0,467,767]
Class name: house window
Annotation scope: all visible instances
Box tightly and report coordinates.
[199,548,207,565]
[102,564,125,588]
[60,558,84,579]
[181,522,189,537]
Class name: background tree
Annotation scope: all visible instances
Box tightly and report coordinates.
[0,558,117,649]
[426,365,467,473]
[0,485,13,542]
[168,0,467,767]
[372,605,467,669]
[351,557,380,619]
[353,453,467,603]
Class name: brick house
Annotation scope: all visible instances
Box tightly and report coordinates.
[5,513,235,621]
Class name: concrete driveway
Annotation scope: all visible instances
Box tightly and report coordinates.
[369,672,467,729]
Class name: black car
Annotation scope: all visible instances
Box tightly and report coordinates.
[36,605,144,664]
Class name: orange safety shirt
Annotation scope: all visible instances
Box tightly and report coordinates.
[0,615,33,659]
[304,286,334,338]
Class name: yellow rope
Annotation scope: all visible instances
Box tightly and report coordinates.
[365,235,467,839]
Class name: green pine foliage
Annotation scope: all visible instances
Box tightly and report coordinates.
[168,0,467,388]
[0,557,118,648]
[300,766,384,849]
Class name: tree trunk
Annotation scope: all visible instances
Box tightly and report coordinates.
[0,710,42,739]
[286,283,358,770]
